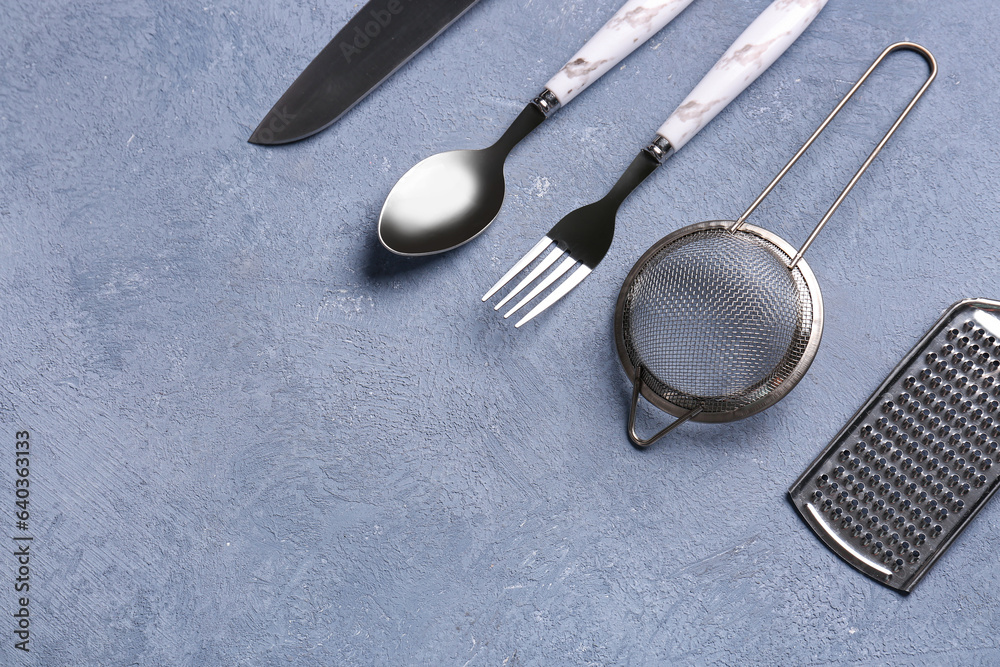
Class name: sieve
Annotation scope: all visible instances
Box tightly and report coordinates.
[614,43,937,447]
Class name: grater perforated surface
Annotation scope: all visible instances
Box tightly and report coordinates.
[789,299,1000,593]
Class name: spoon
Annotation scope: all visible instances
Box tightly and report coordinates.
[378,0,697,256]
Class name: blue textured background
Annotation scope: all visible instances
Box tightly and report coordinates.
[2,0,1000,664]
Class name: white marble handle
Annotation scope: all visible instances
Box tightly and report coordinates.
[544,0,696,106]
[657,0,828,151]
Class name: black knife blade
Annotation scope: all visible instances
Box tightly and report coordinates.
[249,0,482,145]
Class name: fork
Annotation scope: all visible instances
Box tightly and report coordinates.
[483,0,830,327]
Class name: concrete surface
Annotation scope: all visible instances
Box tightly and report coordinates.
[2,0,1000,664]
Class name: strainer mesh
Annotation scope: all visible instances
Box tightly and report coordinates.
[622,228,814,414]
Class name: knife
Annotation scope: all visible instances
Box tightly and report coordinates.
[249,0,482,145]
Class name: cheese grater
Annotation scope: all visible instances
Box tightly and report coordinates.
[789,299,1000,593]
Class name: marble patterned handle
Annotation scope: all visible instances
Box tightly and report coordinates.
[544,0,696,106]
[657,0,829,151]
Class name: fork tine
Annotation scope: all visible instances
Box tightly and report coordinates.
[514,265,593,328]
[503,256,577,319]
[493,246,565,310]
[482,236,553,302]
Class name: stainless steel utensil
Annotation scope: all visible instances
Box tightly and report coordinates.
[616,42,937,447]
[483,0,828,327]
[378,0,697,256]
[789,299,1000,593]
[250,0,483,145]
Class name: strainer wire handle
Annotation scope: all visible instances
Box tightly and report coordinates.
[627,366,704,448]
[729,42,937,269]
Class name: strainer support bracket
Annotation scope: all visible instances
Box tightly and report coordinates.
[627,366,704,448]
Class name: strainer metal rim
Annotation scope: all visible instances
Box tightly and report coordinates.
[614,220,825,424]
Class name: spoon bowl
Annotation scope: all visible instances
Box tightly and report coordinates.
[378,102,548,256]
[378,147,506,256]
